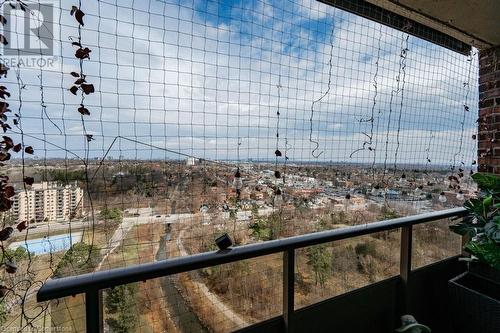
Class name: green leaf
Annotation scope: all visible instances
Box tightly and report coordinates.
[472,173,500,191]
[485,220,500,243]
[483,195,493,209]
[449,222,478,237]
[465,241,500,271]
[464,199,487,225]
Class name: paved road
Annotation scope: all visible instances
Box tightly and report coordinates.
[97,205,275,270]
[10,220,88,239]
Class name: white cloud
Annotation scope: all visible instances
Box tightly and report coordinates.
[3,0,478,168]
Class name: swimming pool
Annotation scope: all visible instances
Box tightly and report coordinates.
[9,232,83,255]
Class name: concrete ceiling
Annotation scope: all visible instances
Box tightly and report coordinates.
[366,0,500,49]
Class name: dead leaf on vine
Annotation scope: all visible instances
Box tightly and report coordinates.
[78,105,90,116]
[24,177,34,185]
[0,63,9,77]
[81,83,95,95]
[0,198,10,211]
[0,285,8,298]
[0,152,10,161]
[16,221,27,232]
[4,186,14,198]
[0,89,10,99]
[2,135,13,148]
[75,47,91,59]
[5,261,17,274]
[0,34,8,46]
[0,102,9,113]
[24,146,34,154]
[0,227,13,241]
[74,9,85,26]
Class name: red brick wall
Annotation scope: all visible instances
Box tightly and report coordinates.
[478,46,500,174]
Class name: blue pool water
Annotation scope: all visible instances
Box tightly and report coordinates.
[9,232,83,255]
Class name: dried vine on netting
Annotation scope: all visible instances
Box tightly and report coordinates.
[467,51,478,176]
[69,5,94,118]
[0,1,48,330]
[393,33,409,174]
[235,137,242,201]
[309,23,335,159]
[382,30,409,186]
[274,76,283,208]
[69,2,97,261]
[424,132,434,174]
[448,49,476,194]
[351,24,382,178]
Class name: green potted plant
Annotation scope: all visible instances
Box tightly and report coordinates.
[448,172,500,333]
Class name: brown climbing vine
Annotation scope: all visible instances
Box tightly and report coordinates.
[0,1,41,330]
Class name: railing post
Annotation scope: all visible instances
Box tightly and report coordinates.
[399,225,413,314]
[283,249,295,333]
[85,289,103,333]
[461,232,470,257]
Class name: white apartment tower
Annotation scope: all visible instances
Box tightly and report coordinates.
[9,181,84,223]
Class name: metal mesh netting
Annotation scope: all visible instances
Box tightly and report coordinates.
[0,0,477,332]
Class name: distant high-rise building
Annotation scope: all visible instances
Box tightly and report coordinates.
[9,181,84,223]
[186,157,198,166]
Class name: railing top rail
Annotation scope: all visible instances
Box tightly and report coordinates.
[37,207,467,302]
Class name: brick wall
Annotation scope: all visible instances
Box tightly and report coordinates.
[478,46,500,174]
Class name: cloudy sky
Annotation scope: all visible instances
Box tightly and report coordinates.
[3,0,478,169]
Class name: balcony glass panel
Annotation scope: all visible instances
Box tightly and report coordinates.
[101,256,282,333]
[295,230,401,309]
[412,218,462,269]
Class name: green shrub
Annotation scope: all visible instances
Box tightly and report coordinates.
[380,205,400,220]
[1,246,31,263]
[54,242,101,277]
[99,207,123,223]
[450,173,500,270]
[354,241,377,257]
[105,284,138,333]
[307,244,332,287]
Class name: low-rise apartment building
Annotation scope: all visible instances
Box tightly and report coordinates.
[9,181,83,223]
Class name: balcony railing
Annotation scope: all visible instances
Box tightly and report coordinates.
[36,207,467,332]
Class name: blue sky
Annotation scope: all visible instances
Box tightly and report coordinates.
[2,0,478,168]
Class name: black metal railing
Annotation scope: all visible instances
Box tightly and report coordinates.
[37,207,467,332]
